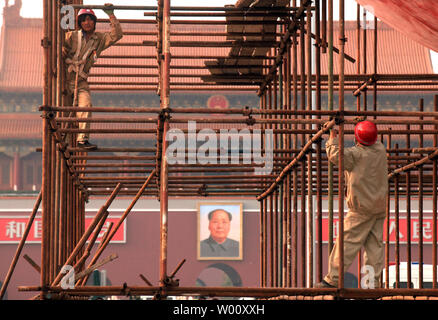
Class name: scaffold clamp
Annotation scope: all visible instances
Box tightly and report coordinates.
[329,112,344,125]
[159,107,172,121]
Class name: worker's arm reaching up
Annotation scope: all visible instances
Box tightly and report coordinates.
[325,128,357,172]
[98,3,123,53]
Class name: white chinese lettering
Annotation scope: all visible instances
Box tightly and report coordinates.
[98,221,111,239]
[5,221,26,239]
[413,221,432,240]
[389,220,404,240]
[34,220,42,239]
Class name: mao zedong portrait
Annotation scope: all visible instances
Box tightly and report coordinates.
[200,209,240,258]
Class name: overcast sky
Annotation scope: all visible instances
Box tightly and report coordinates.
[1,0,372,23]
[0,0,437,72]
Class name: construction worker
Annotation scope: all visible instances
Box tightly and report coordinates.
[314,120,388,288]
[62,3,123,150]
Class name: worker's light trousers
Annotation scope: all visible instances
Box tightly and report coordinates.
[324,210,386,288]
[76,88,92,143]
[67,79,92,143]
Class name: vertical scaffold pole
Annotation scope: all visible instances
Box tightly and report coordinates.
[41,0,51,297]
[159,0,171,290]
[327,0,334,253]
[260,90,267,287]
[305,3,313,288]
[337,0,345,290]
[291,0,298,287]
[385,132,392,288]
[299,10,306,288]
[355,2,362,286]
[362,8,367,111]
[284,10,292,287]
[406,124,412,288]
[356,3,361,111]
[433,95,438,288]
[314,0,323,283]
[418,99,424,288]
[259,198,265,287]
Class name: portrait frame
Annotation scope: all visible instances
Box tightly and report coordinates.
[197,202,243,260]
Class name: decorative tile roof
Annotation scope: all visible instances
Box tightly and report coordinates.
[0,10,434,92]
[0,113,41,139]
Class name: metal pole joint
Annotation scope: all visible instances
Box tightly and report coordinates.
[245,112,256,126]
[43,111,56,120]
[122,282,132,297]
[330,112,344,125]
[159,107,172,121]
[197,184,207,196]
[163,276,180,287]
[338,36,347,44]
[353,116,367,123]
[41,37,51,48]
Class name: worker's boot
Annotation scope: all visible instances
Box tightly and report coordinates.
[78,140,97,150]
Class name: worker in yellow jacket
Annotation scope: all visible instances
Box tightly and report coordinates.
[63,4,123,150]
[315,120,388,288]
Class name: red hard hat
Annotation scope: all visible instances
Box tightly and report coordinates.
[354,120,378,146]
[78,8,96,18]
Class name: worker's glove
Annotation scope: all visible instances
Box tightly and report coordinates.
[103,3,114,16]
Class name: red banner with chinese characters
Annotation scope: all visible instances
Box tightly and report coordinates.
[321,215,435,244]
[0,216,126,244]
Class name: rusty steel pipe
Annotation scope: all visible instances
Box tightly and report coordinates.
[41,0,52,295]
[419,100,424,288]
[257,119,336,201]
[51,184,122,286]
[434,96,438,288]
[337,0,346,290]
[80,170,157,285]
[18,285,438,299]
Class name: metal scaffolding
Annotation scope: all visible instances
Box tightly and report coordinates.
[2,0,438,300]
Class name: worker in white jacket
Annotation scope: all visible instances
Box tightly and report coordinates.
[315,120,388,288]
[63,4,123,150]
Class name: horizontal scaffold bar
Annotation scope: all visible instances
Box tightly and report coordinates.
[17,285,438,300]
[40,106,438,117]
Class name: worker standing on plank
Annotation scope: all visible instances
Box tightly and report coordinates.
[314,120,388,288]
[62,3,123,150]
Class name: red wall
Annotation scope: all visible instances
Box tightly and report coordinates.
[0,207,261,300]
